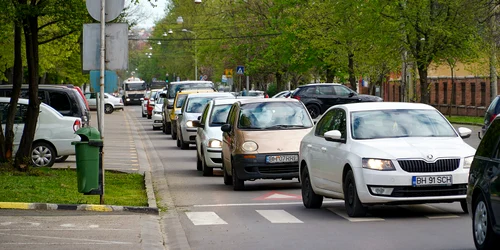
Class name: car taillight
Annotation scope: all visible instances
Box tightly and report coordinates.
[489,114,498,124]
[73,120,82,132]
[292,95,300,101]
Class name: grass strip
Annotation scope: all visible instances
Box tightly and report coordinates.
[0,167,147,207]
[446,116,483,125]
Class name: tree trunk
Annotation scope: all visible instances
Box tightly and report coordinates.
[3,20,24,162]
[276,71,284,92]
[417,63,430,104]
[347,52,356,90]
[15,14,40,170]
[326,67,335,83]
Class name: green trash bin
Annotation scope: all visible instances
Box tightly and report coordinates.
[71,127,103,194]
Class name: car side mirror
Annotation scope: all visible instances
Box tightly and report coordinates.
[348,92,355,97]
[192,120,203,128]
[159,93,167,98]
[198,116,201,120]
[458,127,472,139]
[324,130,346,143]
[221,124,232,132]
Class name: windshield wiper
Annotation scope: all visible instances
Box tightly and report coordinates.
[263,125,307,129]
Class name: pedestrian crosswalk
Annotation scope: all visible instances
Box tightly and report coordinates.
[183,205,466,226]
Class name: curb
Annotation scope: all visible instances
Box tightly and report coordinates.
[0,202,158,214]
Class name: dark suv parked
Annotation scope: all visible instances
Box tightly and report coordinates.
[481,95,500,138]
[0,85,90,126]
[467,116,500,249]
[291,83,383,118]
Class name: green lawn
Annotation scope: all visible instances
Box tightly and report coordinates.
[446,116,484,125]
[0,167,148,206]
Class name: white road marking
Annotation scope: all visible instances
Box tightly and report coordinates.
[327,208,385,222]
[192,200,343,208]
[29,223,40,227]
[264,193,299,199]
[256,210,303,224]
[89,225,99,228]
[1,222,12,226]
[427,215,460,219]
[185,212,227,225]
[0,232,133,244]
[60,224,75,227]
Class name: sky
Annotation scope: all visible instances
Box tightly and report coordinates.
[127,0,168,28]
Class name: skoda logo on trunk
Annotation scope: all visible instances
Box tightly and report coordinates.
[427,154,433,160]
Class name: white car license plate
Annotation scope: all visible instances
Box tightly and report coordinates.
[412,175,452,187]
[266,155,298,163]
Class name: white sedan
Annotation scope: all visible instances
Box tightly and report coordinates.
[0,97,82,167]
[193,98,238,176]
[84,92,124,114]
[299,102,476,217]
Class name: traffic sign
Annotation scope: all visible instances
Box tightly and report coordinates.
[224,69,233,77]
[86,0,125,22]
[236,66,244,75]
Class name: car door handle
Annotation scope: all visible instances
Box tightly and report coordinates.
[321,147,327,152]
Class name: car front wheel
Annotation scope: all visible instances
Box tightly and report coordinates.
[104,104,114,114]
[202,150,213,176]
[301,166,323,208]
[306,104,321,119]
[222,155,232,185]
[31,141,56,167]
[473,193,499,249]
[343,170,367,217]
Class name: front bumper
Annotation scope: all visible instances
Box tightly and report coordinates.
[232,153,299,180]
[180,125,197,144]
[354,167,469,204]
[153,113,162,127]
[114,103,124,110]
[203,147,222,168]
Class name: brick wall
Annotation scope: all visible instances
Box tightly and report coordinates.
[383,76,495,117]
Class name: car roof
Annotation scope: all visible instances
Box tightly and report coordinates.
[236,98,301,105]
[212,98,240,105]
[186,92,234,98]
[0,97,48,107]
[298,83,342,88]
[169,81,213,85]
[336,102,434,112]
[177,88,214,95]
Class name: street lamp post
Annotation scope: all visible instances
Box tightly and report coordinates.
[182,29,198,80]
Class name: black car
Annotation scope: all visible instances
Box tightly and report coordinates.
[481,95,500,138]
[290,83,382,118]
[467,116,500,249]
[0,85,90,127]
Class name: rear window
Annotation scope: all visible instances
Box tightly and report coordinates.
[49,91,72,115]
[238,101,313,129]
[487,96,500,114]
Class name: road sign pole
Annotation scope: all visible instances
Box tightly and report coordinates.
[98,0,106,205]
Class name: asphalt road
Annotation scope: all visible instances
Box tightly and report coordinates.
[129,105,479,250]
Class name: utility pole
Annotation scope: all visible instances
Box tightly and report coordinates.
[98,0,106,205]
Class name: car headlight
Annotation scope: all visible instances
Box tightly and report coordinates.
[242,141,258,152]
[208,139,222,148]
[362,158,395,171]
[463,156,473,169]
[186,121,194,127]
[126,98,130,101]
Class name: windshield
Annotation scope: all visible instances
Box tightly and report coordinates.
[156,96,164,104]
[209,104,232,126]
[125,82,146,91]
[168,83,214,98]
[238,102,313,129]
[186,97,214,113]
[176,95,188,108]
[351,109,457,139]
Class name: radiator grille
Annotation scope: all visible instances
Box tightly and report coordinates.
[397,159,460,173]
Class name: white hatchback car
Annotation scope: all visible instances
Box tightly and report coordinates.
[176,92,234,149]
[193,98,239,176]
[84,92,124,114]
[299,102,475,217]
[0,97,82,167]
[152,91,166,130]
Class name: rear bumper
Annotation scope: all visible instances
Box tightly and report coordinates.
[232,153,299,180]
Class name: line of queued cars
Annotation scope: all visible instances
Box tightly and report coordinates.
[140,82,498,249]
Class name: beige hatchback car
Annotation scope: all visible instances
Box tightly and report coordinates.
[221,98,314,190]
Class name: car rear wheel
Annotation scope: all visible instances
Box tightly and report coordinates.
[306,104,321,119]
[202,151,213,176]
[232,160,244,191]
[343,170,367,217]
[165,121,171,134]
[104,104,114,114]
[31,141,56,167]
[55,155,69,163]
[171,124,177,140]
[196,152,202,171]
[301,166,323,208]
[473,193,499,249]
[142,111,147,118]
[223,155,232,185]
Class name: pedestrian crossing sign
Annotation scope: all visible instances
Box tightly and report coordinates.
[236,66,244,75]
